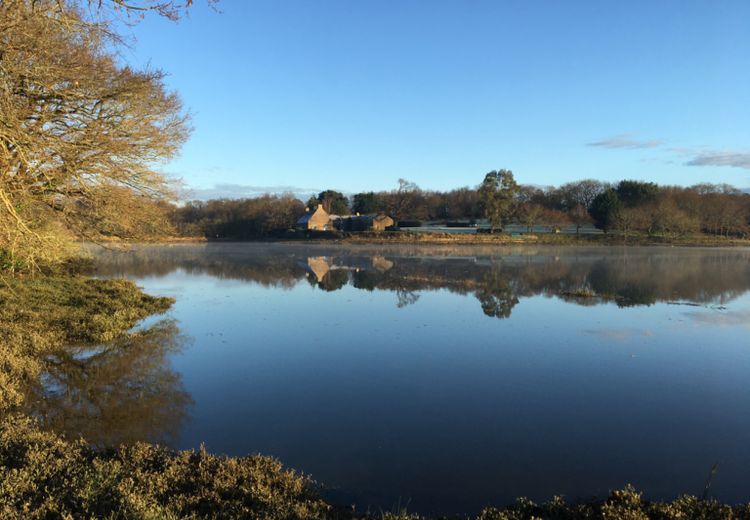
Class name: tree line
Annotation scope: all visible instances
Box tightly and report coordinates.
[168,173,750,239]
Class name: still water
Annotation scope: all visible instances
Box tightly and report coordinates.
[46,244,750,514]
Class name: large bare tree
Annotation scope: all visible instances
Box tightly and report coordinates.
[0,0,192,270]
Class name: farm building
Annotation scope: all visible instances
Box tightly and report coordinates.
[296,204,332,231]
[334,213,394,232]
[372,214,394,231]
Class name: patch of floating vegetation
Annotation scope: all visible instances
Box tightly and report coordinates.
[560,288,598,299]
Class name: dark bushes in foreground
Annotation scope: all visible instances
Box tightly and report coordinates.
[0,416,329,520]
[2,416,750,520]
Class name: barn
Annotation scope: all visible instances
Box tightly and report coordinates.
[372,214,394,231]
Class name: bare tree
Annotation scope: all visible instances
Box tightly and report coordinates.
[1,0,191,269]
[567,204,592,234]
[517,202,545,232]
[387,178,426,221]
[559,180,608,211]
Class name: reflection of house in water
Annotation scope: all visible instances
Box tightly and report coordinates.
[305,256,331,282]
[301,255,395,285]
[371,255,394,271]
[301,256,349,291]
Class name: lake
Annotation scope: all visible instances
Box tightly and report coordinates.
[39,243,750,515]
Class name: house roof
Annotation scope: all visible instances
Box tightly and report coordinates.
[297,204,330,225]
[296,213,313,225]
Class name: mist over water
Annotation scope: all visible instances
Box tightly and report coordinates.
[64,244,750,514]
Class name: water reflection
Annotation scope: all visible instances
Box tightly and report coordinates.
[25,319,191,447]
[94,244,750,318]
[86,243,750,514]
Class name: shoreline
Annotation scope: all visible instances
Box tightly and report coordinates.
[94,231,750,248]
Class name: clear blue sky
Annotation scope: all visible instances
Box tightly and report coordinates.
[122,0,750,199]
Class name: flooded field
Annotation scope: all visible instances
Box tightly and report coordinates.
[39,243,750,515]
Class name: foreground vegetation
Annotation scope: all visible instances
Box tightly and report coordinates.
[2,414,750,519]
[0,415,329,520]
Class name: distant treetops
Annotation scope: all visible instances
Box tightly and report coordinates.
[168,174,749,240]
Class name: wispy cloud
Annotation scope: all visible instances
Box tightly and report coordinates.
[183,183,321,201]
[684,151,750,170]
[587,134,664,150]
[589,135,750,175]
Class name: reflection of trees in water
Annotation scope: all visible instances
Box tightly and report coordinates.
[94,245,302,289]
[316,269,349,292]
[94,245,750,320]
[476,269,519,318]
[588,260,658,306]
[25,320,191,448]
[572,254,750,307]
[396,290,421,308]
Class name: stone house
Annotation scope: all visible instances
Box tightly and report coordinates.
[296,204,332,231]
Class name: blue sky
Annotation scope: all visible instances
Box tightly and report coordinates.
[122,0,750,199]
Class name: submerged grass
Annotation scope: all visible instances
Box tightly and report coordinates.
[2,269,750,519]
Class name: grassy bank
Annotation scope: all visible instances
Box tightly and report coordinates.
[2,269,750,519]
[323,231,750,247]
[120,231,750,248]
[0,271,173,411]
